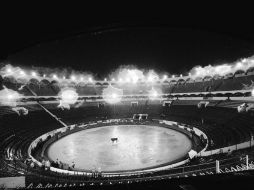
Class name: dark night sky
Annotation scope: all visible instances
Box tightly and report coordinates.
[7,27,254,77]
[1,4,254,78]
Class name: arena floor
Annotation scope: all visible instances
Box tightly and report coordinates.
[46,125,192,172]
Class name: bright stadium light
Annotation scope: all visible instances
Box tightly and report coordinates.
[63,76,66,80]
[19,70,26,76]
[148,88,161,100]
[151,89,157,97]
[235,62,243,69]
[147,71,158,83]
[112,93,117,99]
[43,74,46,78]
[147,75,154,82]
[88,77,93,82]
[7,68,12,73]
[58,88,79,105]
[53,74,58,79]
[71,75,76,81]
[0,87,23,107]
[104,78,107,82]
[80,77,84,81]
[242,58,247,63]
[127,69,140,83]
[31,71,37,77]
[7,94,14,100]
[118,78,123,83]
[102,85,123,104]
[163,75,167,80]
[172,75,175,78]
[180,74,183,77]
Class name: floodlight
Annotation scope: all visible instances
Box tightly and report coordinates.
[31,71,37,77]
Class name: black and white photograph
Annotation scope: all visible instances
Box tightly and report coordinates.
[0,4,253,190]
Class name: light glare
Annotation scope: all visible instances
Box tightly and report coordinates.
[53,74,58,79]
[59,88,79,105]
[31,71,37,77]
[102,85,123,104]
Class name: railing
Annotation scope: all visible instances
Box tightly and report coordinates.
[25,155,246,186]
[198,139,254,157]
[26,117,254,181]
[28,119,207,177]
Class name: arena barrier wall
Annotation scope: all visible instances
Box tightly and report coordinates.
[28,124,73,167]
[159,120,209,153]
[28,119,204,176]
[28,118,252,176]
[161,120,254,157]
[198,139,254,157]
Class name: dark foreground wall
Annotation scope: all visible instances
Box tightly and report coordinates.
[25,170,254,190]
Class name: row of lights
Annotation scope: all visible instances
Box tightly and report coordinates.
[108,74,191,83]
[6,68,94,83]
[5,68,192,83]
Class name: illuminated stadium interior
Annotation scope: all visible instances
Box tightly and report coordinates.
[0,12,254,189]
[1,56,254,188]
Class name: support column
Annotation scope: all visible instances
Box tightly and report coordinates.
[216,160,220,174]
[246,155,249,170]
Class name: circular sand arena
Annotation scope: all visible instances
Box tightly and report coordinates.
[46,125,192,172]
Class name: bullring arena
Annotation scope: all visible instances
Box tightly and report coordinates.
[1,61,254,189]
